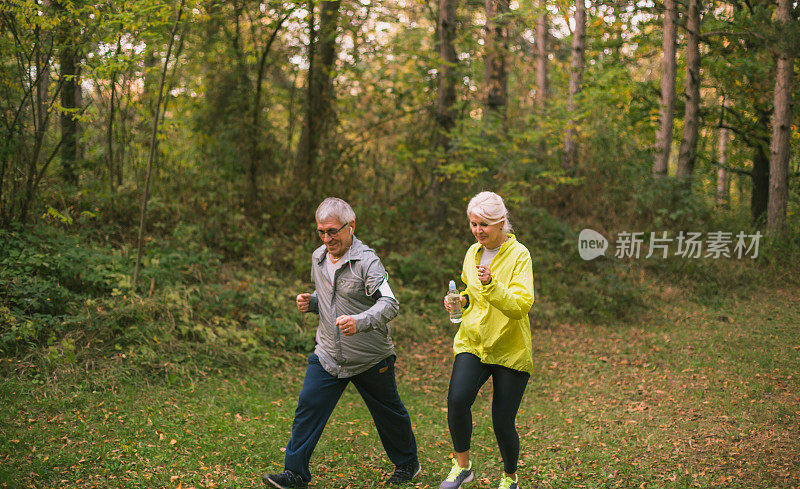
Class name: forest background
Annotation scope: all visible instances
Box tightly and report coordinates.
[1,0,799,486]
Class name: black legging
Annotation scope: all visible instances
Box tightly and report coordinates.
[447,352,530,474]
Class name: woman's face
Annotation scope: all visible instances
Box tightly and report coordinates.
[469,212,505,249]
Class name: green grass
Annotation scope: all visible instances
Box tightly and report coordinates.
[1,283,798,489]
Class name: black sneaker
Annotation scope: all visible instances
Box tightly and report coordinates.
[388,460,422,485]
[263,470,308,489]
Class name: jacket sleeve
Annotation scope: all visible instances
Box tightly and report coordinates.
[352,257,400,332]
[479,252,534,320]
[307,261,319,314]
[460,264,473,311]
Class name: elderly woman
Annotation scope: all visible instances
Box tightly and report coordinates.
[440,191,535,489]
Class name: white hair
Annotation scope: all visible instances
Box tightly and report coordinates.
[315,197,356,224]
[467,191,512,234]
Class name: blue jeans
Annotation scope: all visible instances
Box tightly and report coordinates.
[283,353,418,481]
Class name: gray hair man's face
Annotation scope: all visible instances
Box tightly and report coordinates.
[316,217,353,258]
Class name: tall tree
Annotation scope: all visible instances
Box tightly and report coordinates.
[0,0,82,224]
[295,0,342,190]
[106,38,122,194]
[766,0,796,236]
[20,18,54,223]
[653,0,677,176]
[676,0,702,179]
[436,0,458,141]
[59,45,79,186]
[484,0,510,116]
[716,99,731,206]
[57,0,81,187]
[429,0,459,222]
[562,0,586,170]
[534,0,549,155]
[751,135,770,224]
[534,0,549,110]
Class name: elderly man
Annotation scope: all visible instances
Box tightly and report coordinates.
[264,198,420,489]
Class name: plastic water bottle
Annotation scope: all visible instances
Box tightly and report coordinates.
[447,280,463,324]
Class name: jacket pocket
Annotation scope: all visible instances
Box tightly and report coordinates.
[337,277,364,298]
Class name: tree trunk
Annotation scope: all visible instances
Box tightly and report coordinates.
[294,1,316,186]
[139,47,158,190]
[429,0,459,223]
[534,0,549,154]
[484,0,509,117]
[676,0,701,179]
[751,142,769,226]
[287,66,299,150]
[534,0,548,109]
[562,0,586,170]
[117,87,125,188]
[107,71,117,193]
[21,26,51,223]
[295,0,341,190]
[766,0,795,236]
[35,37,49,140]
[437,0,458,138]
[716,100,731,206]
[108,37,124,192]
[75,65,84,166]
[59,47,79,186]
[653,0,677,176]
[143,48,158,119]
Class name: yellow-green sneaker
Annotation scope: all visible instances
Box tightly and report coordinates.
[497,474,519,489]
[439,458,473,489]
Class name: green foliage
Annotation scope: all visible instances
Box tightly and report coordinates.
[630,176,713,230]
[1,0,798,384]
[0,223,317,370]
[385,241,464,290]
[0,226,127,352]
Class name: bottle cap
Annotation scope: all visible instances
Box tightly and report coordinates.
[449,280,456,290]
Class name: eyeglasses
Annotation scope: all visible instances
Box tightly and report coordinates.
[316,222,348,238]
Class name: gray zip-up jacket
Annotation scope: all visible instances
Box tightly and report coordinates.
[306,237,399,378]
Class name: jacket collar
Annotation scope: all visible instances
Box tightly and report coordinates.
[472,233,516,260]
[314,236,366,265]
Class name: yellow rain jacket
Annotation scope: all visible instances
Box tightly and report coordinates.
[454,234,535,374]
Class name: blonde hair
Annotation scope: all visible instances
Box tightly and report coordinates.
[467,191,512,234]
